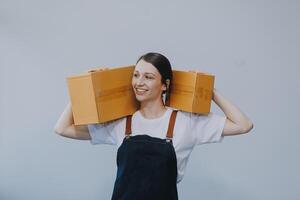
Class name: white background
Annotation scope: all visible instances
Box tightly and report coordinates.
[1,0,299,199]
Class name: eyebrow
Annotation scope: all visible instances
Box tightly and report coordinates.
[134,71,156,76]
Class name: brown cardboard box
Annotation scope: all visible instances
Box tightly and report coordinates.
[166,70,214,115]
[67,65,139,125]
[67,66,214,125]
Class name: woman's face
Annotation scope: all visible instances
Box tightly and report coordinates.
[132,59,166,103]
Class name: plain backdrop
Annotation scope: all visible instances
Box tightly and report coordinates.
[1,0,299,199]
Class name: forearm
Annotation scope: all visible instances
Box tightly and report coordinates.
[212,88,253,130]
[54,102,74,134]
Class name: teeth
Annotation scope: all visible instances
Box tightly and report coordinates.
[136,88,147,92]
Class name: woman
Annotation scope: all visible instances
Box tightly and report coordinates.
[54,52,254,200]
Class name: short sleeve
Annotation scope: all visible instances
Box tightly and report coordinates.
[190,112,226,145]
[87,118,124,145]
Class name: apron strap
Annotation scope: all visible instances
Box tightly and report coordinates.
[125,115,132,136]
[166,110,178,139]
[125,110,178,138]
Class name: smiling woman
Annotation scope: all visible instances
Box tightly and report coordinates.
[132,53,172,110]
[132,60,168,112]
[54,52,253,200]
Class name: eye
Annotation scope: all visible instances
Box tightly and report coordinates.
[145,75,154,79]
[133,73,139,77]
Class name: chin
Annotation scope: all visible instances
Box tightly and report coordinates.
[135,96,146,102]
[135,95,149,103]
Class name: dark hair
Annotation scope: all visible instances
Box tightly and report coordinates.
[136,52,172,104]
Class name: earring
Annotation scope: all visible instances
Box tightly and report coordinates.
[163,92,166,105]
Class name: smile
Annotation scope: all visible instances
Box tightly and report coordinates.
[135,88,148,95]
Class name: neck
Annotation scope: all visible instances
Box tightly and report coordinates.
[139,98,167,119]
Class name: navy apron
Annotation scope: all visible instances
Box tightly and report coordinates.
[111,110,179,200]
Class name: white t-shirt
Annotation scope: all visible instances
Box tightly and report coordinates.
[87,106,226,183]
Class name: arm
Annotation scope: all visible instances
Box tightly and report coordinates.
[53,102,91,140]
[212,88,254,136]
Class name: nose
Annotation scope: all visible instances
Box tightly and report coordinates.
[135,76,145,86]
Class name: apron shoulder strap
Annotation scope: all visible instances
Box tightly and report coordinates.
[125,115,132,136]
[125,110,178,138]
[166,110,178,139]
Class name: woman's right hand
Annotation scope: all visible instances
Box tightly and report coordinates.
[86,67,109,73]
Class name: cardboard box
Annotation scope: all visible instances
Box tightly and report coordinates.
[67,66,214,125]
[67,65,139,125]
[166,70,214,114]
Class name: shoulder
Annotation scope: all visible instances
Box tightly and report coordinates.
[89,116,126,132]
[166,107,188,115]
[172,109,225,128]
[166,108,192,129]
[105,117,126,126]
[170,108,192,122]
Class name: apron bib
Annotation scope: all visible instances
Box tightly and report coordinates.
[111,111,179,200]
